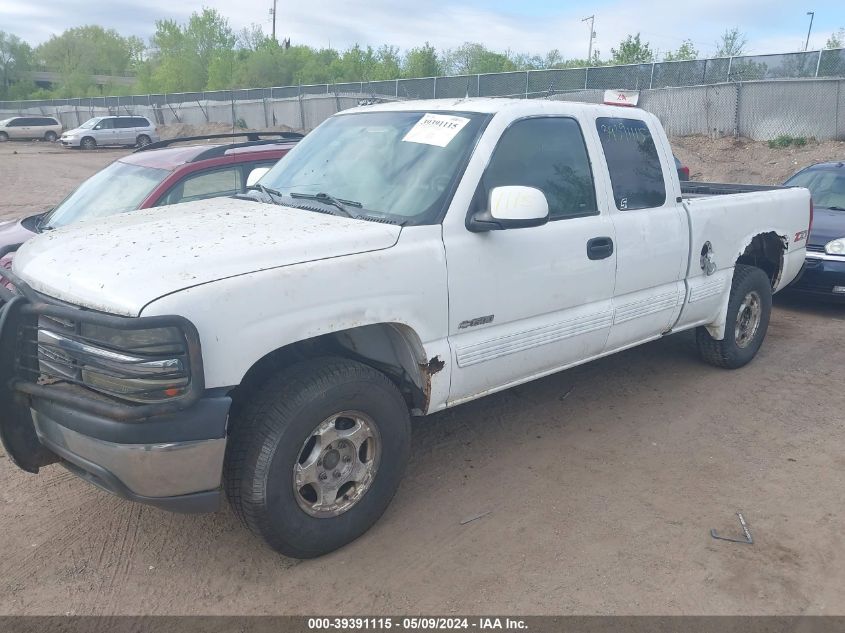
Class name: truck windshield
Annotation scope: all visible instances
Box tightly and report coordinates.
[42,161,170,229]
[259,110,488,224]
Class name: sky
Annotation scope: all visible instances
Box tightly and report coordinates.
[1,0,844,60]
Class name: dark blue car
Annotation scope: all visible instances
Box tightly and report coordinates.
[784,161,845,300]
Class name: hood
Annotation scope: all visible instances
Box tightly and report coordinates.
[0,215,38,252]
[808,206,845,248]
[13,197,401,316]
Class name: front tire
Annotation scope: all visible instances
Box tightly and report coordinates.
[0,132,8,142]
[696,264,772,369]
[80,136,96,150]
[224,357,411,558]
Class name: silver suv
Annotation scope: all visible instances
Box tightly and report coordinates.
[61,116,160,150]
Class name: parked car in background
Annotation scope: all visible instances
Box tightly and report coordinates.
[0,132,303,262]
[783,160,845,300]
[674,155,690,181]
[60,115,159,149]
[0,116,63,142]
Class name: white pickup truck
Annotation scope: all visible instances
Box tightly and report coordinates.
[0,99,811,558]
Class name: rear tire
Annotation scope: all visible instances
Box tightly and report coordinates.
[696,264,772,369]
[44,131,58,142]
[80,136,96,150]
[224,357,411,558]
[136,134,151,148]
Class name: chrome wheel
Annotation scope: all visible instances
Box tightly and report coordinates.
[293,411,381,518]
[734,290,762,348]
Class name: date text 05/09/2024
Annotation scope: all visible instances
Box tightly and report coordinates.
[307,617,529,630]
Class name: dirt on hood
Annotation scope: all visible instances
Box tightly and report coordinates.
[671,135,845,185]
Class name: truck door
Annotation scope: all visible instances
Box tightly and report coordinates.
[443,116,616,406]
[593,116,689,351]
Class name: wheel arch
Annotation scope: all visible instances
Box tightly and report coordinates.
[705,231,785,340]
[735,230,787,290]
[228,322,441,417]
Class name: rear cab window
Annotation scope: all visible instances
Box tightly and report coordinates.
[596,117,666,210]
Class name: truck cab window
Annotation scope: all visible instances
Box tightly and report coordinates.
[482,117,598,220]
[596,117,666,210]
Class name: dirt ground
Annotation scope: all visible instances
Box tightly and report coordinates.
[672,135,845,185]
[0,138,844,616]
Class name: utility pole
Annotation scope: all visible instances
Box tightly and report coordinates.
[804,11,814,51]
[270,0,278,42]
[582,15,596,62]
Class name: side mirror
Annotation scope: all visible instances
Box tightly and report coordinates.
[246,167,271,188]
[467,186,550,232]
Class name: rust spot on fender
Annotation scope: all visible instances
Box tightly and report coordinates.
[417,356,445,415]
[426,356,445,375]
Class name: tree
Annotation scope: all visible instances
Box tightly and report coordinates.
[441,42,516,75]
[146,8,235,92]
[715,28,747,57]
[36,26,140,76]
[664,40,699,62]
[0,31,33,99]
[403,42,441,78]
[610,34,654,64]
[826,29,844,49]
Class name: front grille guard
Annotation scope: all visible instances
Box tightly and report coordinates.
[0,258,205,422]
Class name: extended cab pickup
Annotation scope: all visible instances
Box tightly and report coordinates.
[0,99,812,558]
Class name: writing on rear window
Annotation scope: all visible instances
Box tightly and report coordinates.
[596,117,666,211]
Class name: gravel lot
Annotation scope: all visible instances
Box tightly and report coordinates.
[0,138,844,616]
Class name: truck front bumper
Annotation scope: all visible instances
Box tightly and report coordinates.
[29,394,230,513]
[0,264,229,514]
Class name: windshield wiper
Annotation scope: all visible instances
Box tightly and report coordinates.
[289,192,362,218]
[246,183,286,206]
[35,215,53,232]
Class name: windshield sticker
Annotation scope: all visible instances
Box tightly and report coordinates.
[402,113,471,147]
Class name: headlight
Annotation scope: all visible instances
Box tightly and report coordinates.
[825,238,845,256]
[36,319,192,403]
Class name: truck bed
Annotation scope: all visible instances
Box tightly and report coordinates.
[681,181,786,198]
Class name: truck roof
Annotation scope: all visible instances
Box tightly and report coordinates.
[347,97,650,119]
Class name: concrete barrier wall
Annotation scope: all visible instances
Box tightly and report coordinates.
[550,79,845,140]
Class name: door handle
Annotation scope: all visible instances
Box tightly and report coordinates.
[587,236,614,260]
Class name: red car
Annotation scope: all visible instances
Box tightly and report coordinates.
[0,132,302,261]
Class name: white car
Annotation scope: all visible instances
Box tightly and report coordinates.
[0,99,812,558]
[0,116,63,142]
